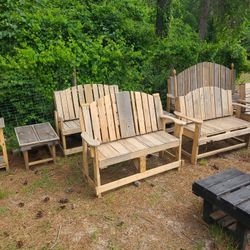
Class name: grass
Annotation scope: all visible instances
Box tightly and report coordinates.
[0,206,9,216]
[0,190,12,199]
[209,225,237,250]
[198,158,208,166]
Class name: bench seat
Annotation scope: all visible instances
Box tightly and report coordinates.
[62,120,81,135]
[98,131,179,168]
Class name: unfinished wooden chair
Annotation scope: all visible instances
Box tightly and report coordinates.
[166,62,235,112]
[54,84,119,155]
[79,91,185,197]
[173,73,250,164]
[0,118,9,171]
[237,83,250,121]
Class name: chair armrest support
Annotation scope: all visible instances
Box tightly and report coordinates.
[174,111,203,124]
[81,132,101,147]
[160,114,186,126]
[237,99,250,105]
[233,102,250,109]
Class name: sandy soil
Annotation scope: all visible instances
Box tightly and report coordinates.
[0,146,249,250]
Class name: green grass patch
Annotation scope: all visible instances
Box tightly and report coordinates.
[0,190,12,200]
[0,206,9,216]
[198,158,207,166]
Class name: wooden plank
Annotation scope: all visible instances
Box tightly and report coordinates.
[104,95,116,141]
[120,137,147,151]
[110,92,121,139]
[60,91,70,120]
[197,63,203,88]
[109,141,131,155]
[209,62,215,86]
[184,92,194,118]
[15,126,39,146]
[148,95,157,131]
[209,86,216,119]
[104,85,110,96]
[225,67,231,90]
[135,92,146,134]
[203,86,212,120]
[214,86,223,118]
[84,84,93,103]
[77,85,85,104]
[116,92,136,138]
[177,72,184,96]
[199,87,205,120]
[220,65,226,89]
[98,84,104,97]
[153,94,163,130]
[214,63,220,88]
[97,97,109,142]
[0,118,4,129]
[71,86,80,118]
[65,88,75,119]
[130,92,139,135]
[190,65,197,91]
[192,89,201,119]
[34,123,59,141]
[54,91,64,120]
[92,84,99,100]
[221,89,230,116]
[82,106,93,138]
[90,102,101,141]
[238,199,250,214]
[141,93,152,133]
[203,62,210,87]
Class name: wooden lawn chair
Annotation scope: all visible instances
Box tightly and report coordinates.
[173,70,250,164]
[79,91,185,197]
[54,84,119,155]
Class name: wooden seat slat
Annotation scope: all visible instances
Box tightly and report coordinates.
[238,200,250,214]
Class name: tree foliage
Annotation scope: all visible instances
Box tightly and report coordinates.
[0,0,249,126]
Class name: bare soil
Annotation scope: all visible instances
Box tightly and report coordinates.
[0,146,249,250]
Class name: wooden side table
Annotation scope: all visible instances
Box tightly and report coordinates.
[15,123,59,170]
[0,118,9,171]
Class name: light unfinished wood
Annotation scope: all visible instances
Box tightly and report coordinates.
[174,81,250,164]
[167,62,235,112]
[80,91,184,197]
[0,118,9,171]
[238,83,250,122]
[54,84,119,155]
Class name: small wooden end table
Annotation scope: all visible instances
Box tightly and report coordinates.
[15,123,59,170]
[193,168,250,250]
[0,118,9,171]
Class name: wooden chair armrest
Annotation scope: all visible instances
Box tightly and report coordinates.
[237,99,250,104]
[174,111,203,124]
[81,132,101,147]
[232,102,250,109]
[160,114,186,126]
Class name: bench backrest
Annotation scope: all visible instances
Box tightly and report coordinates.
[54,84,119,121]
[239,83,250,103]
[80,91,164,143]
[176,86,233,120]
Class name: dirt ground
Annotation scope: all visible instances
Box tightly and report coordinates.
[0,146,249,250]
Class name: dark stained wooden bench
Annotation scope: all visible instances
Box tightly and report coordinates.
[192,168,250,249]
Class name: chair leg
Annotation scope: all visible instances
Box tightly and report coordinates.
[82,141,89,177]
[191,124,201,165]
[93,148,101,198]
[61,134,67,156]
[244,134,250,147]
[139,156,146,173]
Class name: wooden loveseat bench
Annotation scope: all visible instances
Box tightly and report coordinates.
[54,84,119,155]
[79,91,185,197]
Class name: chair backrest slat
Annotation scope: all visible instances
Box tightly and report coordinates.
[54,84,119,121]
[80,91,163,143]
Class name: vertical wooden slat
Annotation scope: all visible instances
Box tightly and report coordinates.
[148,95,157,131]
[135,92,146,134]
[221,88,229,116]
[82,105,93,139]
[184,92,194,118]
[203,62,210,87]
[197,63,203,88]
[225,68,231,90]
[199,87,205,120]
[98,84,104,97]
[65,88,75,119]
[214,87,222,118]
[203,86,212,120]
[54,91,64,120]
[209,62,215,86]
[71,86,80,118]
[104,95,116,141]
[78,85,86,104]
[97,97,109,142]
[92,84,99,100]
[110,92,121,139]
[89,102,101,141]
[141,93,152,133]
[84,84,93,103]
[130,92,139,135]
[220,65,226,89]
[153,93,163,130]
[209,86,216,119]
[227,90,233,115]
[116,92,136,138]
[192,89,201,119]
[60,91,70,120]
[104,85,110,96]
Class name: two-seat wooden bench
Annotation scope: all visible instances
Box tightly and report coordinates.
[171,64,250,164]
[79,91,185,197]
[54,84,119,155]
[193,168,250,249]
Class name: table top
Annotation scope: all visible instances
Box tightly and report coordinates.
[193,168,250,227]
[0,118,5,129]
[15,122,59,147]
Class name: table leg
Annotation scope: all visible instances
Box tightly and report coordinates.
[203,199,214,224]
[51,144,56,163]
[23,151,29,170]
[235,223,248,250]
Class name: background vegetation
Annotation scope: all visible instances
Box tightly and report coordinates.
[0,0,249,128]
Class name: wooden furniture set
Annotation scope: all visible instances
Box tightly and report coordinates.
[79,91,185,197]
[193,168,250,250]
[15,123,59,170]
[54,84,119,156]
[168,62,250,164]
[0,118,9,171]
[237,83,250,121]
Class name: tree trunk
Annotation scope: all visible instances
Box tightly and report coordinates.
[199,0,211,40]
[156,0,172,37]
